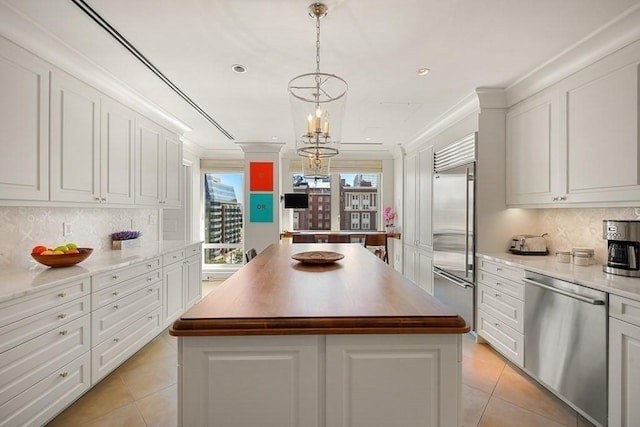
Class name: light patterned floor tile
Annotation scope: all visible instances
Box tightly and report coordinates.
[117,335,177,373]
[463,335,508,368]
[493,364,577,426]
[83,403,146,427]
[462,384,491,427]
[119,357,178,400]
[136,384,178,427]
[479,396,569,427]
[462,354,505,394]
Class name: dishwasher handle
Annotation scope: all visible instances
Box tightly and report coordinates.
[522,278,605,305]
[433,267,473,289]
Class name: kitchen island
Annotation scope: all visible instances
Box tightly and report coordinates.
[171,243,469,427]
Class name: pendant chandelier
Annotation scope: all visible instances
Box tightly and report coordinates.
[288,2,347,181]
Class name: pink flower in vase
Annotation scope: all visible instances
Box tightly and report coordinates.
[383,207,396,227]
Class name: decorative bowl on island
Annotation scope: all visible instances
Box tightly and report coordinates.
[31,248,93,268]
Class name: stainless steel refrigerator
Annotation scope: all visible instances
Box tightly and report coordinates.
[432,134,476,331]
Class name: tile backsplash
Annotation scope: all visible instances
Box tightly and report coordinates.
[0,207,159,269]
[539,207,640,264]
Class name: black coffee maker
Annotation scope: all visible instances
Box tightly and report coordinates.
[603,220,640,277]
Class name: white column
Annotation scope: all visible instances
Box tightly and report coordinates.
[236,142,285,254]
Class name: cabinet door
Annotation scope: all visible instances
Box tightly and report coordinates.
[609,317,640,427]
[184,255,201,308]
[0,37,49,201]
[563,63,640,203]
[506,92,559,205]
[417,251,433,295]
[163,261,184,326]
[135,116,162,206]
[403,244,417,284]
[50,70,101,203]
[404,153,417,246]
[100,97,135,204]
[162,133,182,207]
[326,334,461,427]
[418,146,433,248]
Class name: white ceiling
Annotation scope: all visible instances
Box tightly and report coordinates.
[4,0,640,156]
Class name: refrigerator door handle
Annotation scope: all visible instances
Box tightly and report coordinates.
[433,267,473,289]
[464,168,470,277]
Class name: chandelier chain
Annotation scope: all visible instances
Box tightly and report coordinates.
[315,15,321,85]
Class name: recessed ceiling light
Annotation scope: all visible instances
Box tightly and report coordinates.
[364,137,372,141]
[231,64,247,73]
[271,136,279,140]
[417,68,431,76]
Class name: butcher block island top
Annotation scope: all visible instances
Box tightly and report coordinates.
[171,243,470,336]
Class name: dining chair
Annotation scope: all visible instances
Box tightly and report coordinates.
[328,234,350,243]
[292,234,316,243]
[364,233,388,263]
[245,248,258,262]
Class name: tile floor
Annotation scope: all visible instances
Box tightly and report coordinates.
[48,281,595,427]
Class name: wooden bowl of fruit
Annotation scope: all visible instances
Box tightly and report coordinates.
[31,244,93,268]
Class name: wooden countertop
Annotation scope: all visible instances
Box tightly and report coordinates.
[170,243,469,336]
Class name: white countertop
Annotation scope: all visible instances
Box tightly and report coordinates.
[478,252,640,302]
[0,240,203,303]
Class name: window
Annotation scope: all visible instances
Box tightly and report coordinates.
[290,172,380,231]
[203,173,244,266]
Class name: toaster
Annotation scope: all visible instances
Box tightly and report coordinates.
[509,234,548,255]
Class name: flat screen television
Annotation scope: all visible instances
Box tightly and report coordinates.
[283,193,309,209]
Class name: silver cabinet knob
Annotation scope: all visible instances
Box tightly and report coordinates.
[113,337,120,342]
[58,313,67,319]
[59,372,69,378]
[112,291,119,296]
[59,330,68,336]
[559,196,567,201]
[58,292,67,298]
[113,304,119,309]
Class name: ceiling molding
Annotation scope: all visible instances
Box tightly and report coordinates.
[506,3,640,107]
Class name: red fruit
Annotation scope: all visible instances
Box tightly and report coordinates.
[31,245,47,255]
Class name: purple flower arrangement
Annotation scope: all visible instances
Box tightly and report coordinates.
[111,230,141,241]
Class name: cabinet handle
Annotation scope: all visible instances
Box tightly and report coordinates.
[113,304,119,309]
[112,275,118,280]
[58,292,67,298]
[148,288,153,292]
[101,197,107,201]
[112,291,119,296]
[148,315,154,319]
[496,267,502,272]
[58,313,67,319]
[495,293,501,298]
[94,197,100,201]
[559,196,567,201]
[59,330,68,336]
[494,323,500,327]
[147,264,152,268]
[147,277,153,282]
[552,196,559,201]
[495,282,502,286]
[59,372,69,378]
[113,337,120,342]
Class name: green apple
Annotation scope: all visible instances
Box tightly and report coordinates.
[66,242,78,250]
[54,245,69,253]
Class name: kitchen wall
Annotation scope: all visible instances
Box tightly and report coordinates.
[537,207,640,264]
[0,207,159,269]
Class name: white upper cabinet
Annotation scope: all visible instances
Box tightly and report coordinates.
[0,37,49,201]
[561,62,640,203]
[507,43,640,206]
[50,69,101,203]
[506,92,559,205]
[135,116,182,207]
[162,132,182,208]
[100,96,135,205]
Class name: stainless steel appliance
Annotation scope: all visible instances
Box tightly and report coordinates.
[432,133,475,331]
[603,219,640,277]
[523,271,607,427]
[508,234,548,255]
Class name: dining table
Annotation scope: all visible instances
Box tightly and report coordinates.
[171,243,469,427]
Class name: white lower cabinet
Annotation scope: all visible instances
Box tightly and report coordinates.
[404,245,433,295]
[609,295,640,427]
[163,244,202,327]
[476,258,525,367]
[179,334,462,427]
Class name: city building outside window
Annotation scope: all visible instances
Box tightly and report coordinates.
[203,173,244,266]
[290,172,380,231]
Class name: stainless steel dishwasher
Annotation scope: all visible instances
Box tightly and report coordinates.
[523,271,607,427]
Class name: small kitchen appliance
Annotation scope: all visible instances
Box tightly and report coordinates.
[603,220,640,277]
[509,234,548,255]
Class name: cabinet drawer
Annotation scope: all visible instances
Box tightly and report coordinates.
[92,281,161,345]
[477,309,524,367]
[92,257,161,291]
[0,295,90,355]
[163,248,186,266]
[92,269,161,309]
[610,295,640,327]
[479,259,524,283]
[186,244,201,257]
[477,270,524,300]
[0,315,90,406]
[477,283,524,333]
[92,307,162,383]
[0,278,89,329]
[0,351,90,427]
